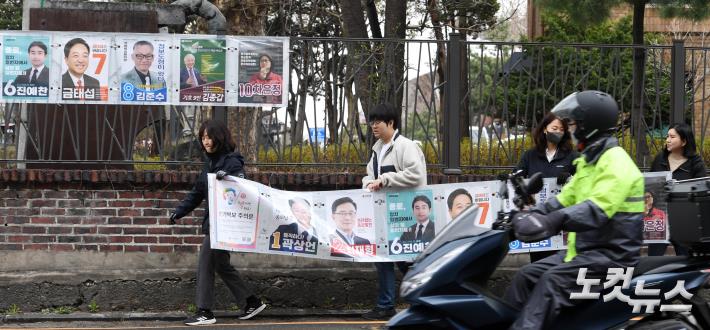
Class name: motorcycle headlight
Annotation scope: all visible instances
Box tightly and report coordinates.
[400,242,473,297]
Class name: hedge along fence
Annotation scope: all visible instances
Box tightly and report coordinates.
[255,138,533,174]
[255,131,710,175]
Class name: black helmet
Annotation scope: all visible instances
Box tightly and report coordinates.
[550,90,619,143]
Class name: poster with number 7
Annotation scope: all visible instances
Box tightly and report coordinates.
[59,36,109,102]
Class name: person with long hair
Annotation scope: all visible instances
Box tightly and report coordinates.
[517,112,579,262]
[170,119,266,325]
[648,123,707,256]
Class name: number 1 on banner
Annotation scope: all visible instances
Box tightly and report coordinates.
[93,53,106,74]
[477,202,489,225]
[271,232,281,249]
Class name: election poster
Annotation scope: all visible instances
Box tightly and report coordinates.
[642,172,672,243]
[59,36,110,102]
[116,37,170,103]
[2,35,51,100]
[386,189,435,260]
[236,38,288,107]
[325,192,377,259]
[266,194,319,256]
[208,174,261,250]
[178,38,226,104]
[507,178,565,253]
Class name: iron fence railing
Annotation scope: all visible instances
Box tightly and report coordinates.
[0,37,706,172]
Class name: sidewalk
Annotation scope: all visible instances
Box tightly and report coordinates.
[0,308,370,324]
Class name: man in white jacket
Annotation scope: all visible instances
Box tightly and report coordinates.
[361,103,427,320]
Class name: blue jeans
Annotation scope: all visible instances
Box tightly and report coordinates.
[374,262,410,309]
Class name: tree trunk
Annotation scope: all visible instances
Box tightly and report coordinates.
[365,0,383,39]
[216,0,269,166]
[427,0,447,129]
[631,0,649,165]
[339,0,374,117]
[384,0,407,114]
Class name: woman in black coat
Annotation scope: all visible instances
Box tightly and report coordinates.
[648,123,707,256]
[170,119,266,325]
[517,112,579,262]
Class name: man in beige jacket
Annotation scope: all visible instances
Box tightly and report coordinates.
[361,103,427,320]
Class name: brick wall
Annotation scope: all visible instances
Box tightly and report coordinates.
[1,187,203,254]
[0,169,491,254]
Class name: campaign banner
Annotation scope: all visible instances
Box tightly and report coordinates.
[2,35,51,100]
[116,37,170,103]
[178,38,226,104]
[59,36,110,102]
[386,189,435,259]
[236,38,288,107]
[209,176,494,262]
[208,176,261,251]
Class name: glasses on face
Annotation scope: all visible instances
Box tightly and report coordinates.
[369,120,383,126]
[135,54,154,60]
[334,211,356,217]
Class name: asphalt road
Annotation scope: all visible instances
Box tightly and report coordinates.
[0,317,387,330]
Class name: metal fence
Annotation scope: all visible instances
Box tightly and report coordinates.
[0,37,707,172]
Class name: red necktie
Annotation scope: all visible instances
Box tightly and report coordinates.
[76,79,84,100]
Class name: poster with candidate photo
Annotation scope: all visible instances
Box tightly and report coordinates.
[386,189,435,259]
[178,38,226,104]
[58,36,110,102]
[236,38,288,107]
[2,35,51,100]
[265,193,319,256]
[116,37,170,103]
[325,193,377,259]
[208,174,261,251]
[643,172,672,243]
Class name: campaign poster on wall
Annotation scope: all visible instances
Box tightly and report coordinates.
[2,35,51,100]
[117,37,170,103]
[267,194,319,256]
[178,38,226,104]
[236,38,287,107]
[59,36,110,102]
[208,174,261,250]
[325,192,377,259]
[386,189,435,259]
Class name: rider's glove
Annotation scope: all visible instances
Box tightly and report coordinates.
[556,172,571,185]
[216,170,227,180]
[169,212,178,225]
[511,210,565,243]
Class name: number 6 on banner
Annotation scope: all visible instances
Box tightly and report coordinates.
[93,53,106,74]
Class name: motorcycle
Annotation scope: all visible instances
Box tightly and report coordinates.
[387,172,710,329]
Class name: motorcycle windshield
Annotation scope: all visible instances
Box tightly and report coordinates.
[414,204,490,262]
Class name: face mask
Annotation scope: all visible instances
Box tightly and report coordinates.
[546,132,563,145]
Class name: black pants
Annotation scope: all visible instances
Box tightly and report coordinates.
[196,235,253,310]
[503,251,626,330]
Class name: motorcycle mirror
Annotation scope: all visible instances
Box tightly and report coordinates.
[525,172,544,195]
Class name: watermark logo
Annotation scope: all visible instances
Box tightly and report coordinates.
[570,267,693,313]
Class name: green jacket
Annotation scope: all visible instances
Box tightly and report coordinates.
[538,136,644,265]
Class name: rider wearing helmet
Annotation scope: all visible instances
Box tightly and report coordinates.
[504,90,645,329]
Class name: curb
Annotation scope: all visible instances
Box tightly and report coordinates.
[0,308,370,324]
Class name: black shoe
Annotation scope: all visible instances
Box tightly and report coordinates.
[238,300,266,320]
[184,309,216,326]
[362,307,396,320]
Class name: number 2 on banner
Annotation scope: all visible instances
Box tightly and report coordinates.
[93,53,106,74]
[477,202,489,225]
[271,231,281,249]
